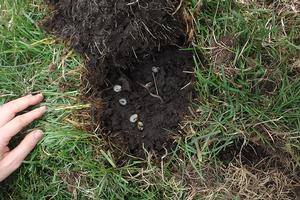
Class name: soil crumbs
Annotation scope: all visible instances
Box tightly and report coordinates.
[42,0,194,157]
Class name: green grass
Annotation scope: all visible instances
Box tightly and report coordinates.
[188,0,300,155]
[190,0,300,163]
[0,0,299,199]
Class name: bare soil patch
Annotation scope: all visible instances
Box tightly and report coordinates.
[96,46,193,156]
[42,0,194,157]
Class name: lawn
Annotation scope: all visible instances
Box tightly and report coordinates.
[0,0,299,199]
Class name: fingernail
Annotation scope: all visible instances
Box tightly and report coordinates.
[36,93,44,99]
[40,106,48,112]
[33,130,43,140]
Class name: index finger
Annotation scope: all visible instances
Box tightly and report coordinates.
[0,106,47,144]
[0,94,44,127]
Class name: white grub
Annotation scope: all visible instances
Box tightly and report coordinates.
[113,85,122,93]
[137,121,144,131]
[126,0,139,6]
[130,114,138,123]
[145,82,153,89]
[119,98,127,106]
[152,66,160,73]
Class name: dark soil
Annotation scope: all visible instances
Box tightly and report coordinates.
[42,0,186,85]
[95,46,193,156]
[42,0,194,157]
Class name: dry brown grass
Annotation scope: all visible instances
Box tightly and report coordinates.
[182,159,299,200]
[237,0,300,12]
[218,162,298,200]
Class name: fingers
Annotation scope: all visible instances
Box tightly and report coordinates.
[0,130,43,182]
[0,94,44,127]
[0,147,10,160]
[0,106,47,144]
[8,130,43,164]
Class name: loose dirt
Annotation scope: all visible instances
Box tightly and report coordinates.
[42,0,194,157]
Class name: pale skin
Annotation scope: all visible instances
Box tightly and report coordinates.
[0,94,46,182]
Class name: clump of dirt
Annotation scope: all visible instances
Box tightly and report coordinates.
[42,0,194,157]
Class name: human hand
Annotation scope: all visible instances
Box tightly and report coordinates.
[0,94,46,182]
